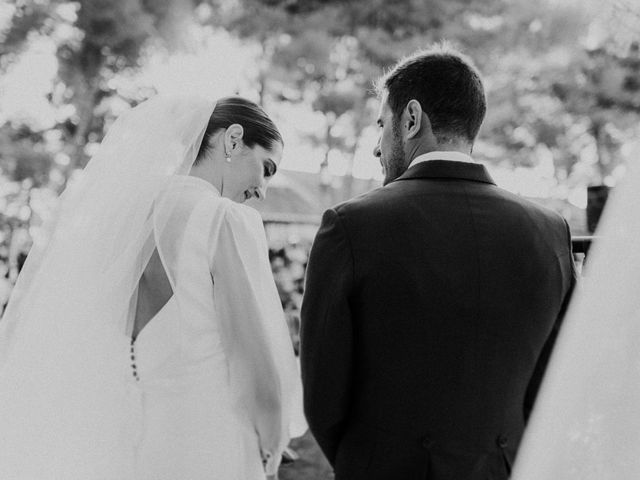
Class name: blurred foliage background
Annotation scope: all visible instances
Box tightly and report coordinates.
[0,0,639,303]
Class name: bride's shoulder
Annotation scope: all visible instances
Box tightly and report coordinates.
[159,176,223,211]
[150,177,227,243]
[158,175,263,234]
[223,201,262,224]
[179,181,261,230]
[221,201,264,239]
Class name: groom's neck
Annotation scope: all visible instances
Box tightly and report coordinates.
[407,141,472,165]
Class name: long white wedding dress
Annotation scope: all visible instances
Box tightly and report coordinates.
[0,96,299,479]
[124,176,284,479]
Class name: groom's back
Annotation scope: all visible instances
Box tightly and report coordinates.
[302,160,576,480]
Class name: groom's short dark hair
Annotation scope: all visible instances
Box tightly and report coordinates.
[376,43,486,144]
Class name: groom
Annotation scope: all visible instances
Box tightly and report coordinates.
[300,44,576,480]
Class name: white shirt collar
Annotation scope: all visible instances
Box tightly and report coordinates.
[408,151,475,169]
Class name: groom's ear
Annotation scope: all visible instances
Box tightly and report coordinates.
[225,124,245,152]
[403,99,424,140]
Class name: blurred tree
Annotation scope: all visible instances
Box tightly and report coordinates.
[1,0,638,201]
[474,0,639,187]
[0,0,199,175]
[212,0,511,200]
[0,124,52,187]
[233,0,569,192]
[208,0,290,106]
[0,2,50,63]
[549,42,640,183]
[244,0,508,66]
[57,1,153,171]
[209,0,376,200]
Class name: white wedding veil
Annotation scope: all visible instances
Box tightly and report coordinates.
[0,95,215,476]
[512,142,640,479]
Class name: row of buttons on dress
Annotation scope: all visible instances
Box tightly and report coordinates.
[130,338,139,381]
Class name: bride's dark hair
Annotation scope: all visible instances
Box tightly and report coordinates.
[195,96,283,164]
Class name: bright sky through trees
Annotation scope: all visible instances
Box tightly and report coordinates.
[0,21,384,180]
[1,0,638,204]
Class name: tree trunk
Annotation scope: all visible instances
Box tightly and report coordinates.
[589,118,609,184]
[257,68,267,107]
[256,37,272,107]
[319,122,334,206]
[63,40,106,179]
[72,84,99,166]
[342,136,360,201]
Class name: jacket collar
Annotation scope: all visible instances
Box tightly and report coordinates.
[392,159,496,185]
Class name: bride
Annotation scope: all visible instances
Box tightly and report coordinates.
[0,95,300,479]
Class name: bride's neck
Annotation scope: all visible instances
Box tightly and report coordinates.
[189,160,224,194]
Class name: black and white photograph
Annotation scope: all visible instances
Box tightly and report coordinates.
[0,0,639,478]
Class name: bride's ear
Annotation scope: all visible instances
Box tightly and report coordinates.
[225,124,245,154]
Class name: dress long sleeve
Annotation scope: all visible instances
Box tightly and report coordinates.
[212,202,298,476]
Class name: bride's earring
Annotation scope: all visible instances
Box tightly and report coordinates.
[225,151,231,163]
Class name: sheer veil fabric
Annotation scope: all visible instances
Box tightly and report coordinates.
[0,95,299,478]
[512,142,640,480]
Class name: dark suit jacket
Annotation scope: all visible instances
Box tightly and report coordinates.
[300,160,576,480]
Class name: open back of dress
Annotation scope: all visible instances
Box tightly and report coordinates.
[132,249,173,342]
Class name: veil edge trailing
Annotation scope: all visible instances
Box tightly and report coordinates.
[0,95,215,477]
[512,141,640,480]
